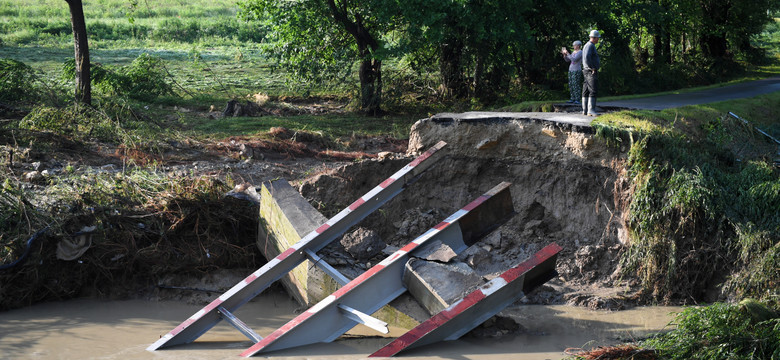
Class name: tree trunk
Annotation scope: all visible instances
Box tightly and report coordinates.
[325,0,382,115]
[358,55,382,115]
[439,35,467,98]
[66,0,91,105]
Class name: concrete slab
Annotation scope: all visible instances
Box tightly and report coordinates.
[257,179,328,306]
[403,259,485,315]
[257,179,425,330]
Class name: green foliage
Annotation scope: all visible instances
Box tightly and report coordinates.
[122,54,175,100]
[62,54,174,101]
[19,104,125,143]
[614,100,780,303]
[0,58,41,102]
[642,302,780,360]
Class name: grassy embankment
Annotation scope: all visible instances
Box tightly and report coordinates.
[563,92,779,360]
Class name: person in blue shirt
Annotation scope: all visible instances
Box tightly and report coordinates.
[582,30,601,116]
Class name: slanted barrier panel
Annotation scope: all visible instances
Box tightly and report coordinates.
[147,141,447,351]
[240,182,516,357]
[370,242,562,357]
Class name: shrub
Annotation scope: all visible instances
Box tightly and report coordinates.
[0,58,41,102]
[62,54,175,101]
[642,302,780,360]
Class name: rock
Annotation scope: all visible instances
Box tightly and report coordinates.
[378,151,393,159]
[411,239,458,262]
[340,227,385,261]
[23,171,42,183]
[463,245,491,268]
[483,231,503,248]
[32,161,42,171]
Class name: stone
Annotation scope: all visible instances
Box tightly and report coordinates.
[340,227,385,261]
[403,258,485,315]
[410,239,458,262]
[23,171,42,183]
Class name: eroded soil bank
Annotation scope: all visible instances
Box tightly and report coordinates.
[296,114,636,309]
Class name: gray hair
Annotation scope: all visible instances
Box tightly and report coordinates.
[573,40,582,47]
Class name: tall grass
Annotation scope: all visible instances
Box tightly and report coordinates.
[595,93,780,305]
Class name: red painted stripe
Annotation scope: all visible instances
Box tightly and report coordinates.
[379,177,395,188]
[433,221,449,231]
[371,290,487,357]
[462,195,490,211]
[348,198,366,211]
[170,318,195,336]
[331,264,385,298]
[500,243,562,283]
[407,142,443,167]
[241,311,316,356]
[399,242,420,253]
[315,223,331,234]
[277,247,297,261]
[201,299,224,315]
[244,273,258,283]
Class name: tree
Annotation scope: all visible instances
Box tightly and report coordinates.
[239,0,395,114]
[397,0,535,100]
[65,0,91,105]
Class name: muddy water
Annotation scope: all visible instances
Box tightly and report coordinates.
[0,291,681,360]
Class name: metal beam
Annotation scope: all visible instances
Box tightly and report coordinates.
[239,182,515,357]
[337,304,388,334]
[306,249,350,286]
[217,306,262,343]
[147,141,447,351]
[369,242,562,357]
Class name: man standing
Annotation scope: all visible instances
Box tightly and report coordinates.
[582,30,601,116]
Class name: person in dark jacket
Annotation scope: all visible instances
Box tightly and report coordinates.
[582,30,601,116]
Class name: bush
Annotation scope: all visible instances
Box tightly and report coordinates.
[642,302,780,360]
[0,58,41,102]
[62,53,175,101]
[152,18,200,43]
[19,105,124,143]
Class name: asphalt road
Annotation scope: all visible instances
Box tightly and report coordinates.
[440,77,780,129]
[600,76,780,110]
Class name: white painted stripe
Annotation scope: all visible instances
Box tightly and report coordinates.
[442,209,469,223]
[192,309,206,319]
[480,277,509,297]
[265,258,281,269]
[220,283,245,300]
[307,295,336,313]
[361,186,384,202]
[413,228,440,244]
[378,250,408,266]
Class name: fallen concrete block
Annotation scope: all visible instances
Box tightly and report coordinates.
[403,258,486,315]
[257,179,328,306]
[257,178,425,329]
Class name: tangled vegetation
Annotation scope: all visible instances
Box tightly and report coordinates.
[62,53,176,101]
[567,300,780,360]
[594,93,779,305]
[643,300,779,360]
[0,165,260,310]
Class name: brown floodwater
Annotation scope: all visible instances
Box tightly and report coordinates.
[0,291,681,360]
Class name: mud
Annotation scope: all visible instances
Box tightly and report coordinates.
[0,292,681,360]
